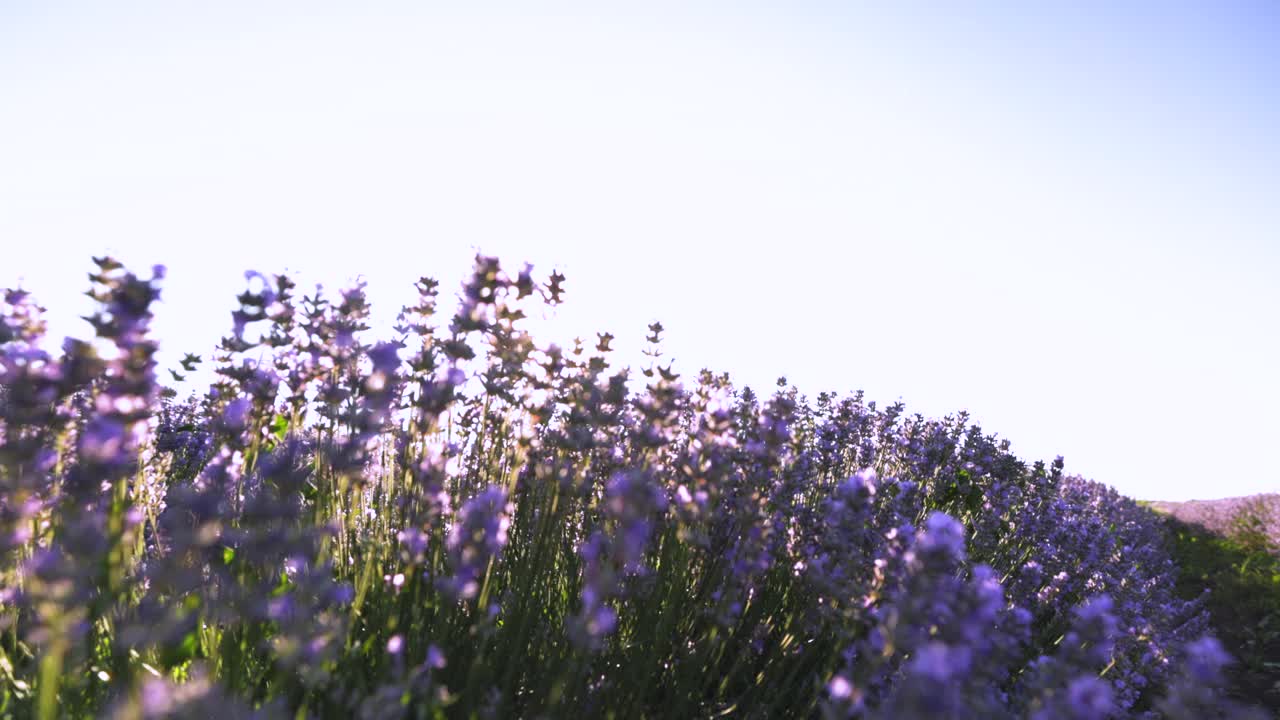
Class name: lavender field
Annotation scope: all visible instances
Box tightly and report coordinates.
[1148,496,1280,549]
[0,256,1267,719]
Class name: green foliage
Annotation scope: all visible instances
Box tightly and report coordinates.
[1161,501,1280,713]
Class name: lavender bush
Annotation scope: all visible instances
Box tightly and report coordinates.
[0,256,1265,718]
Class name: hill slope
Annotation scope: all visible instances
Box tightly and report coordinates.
[1149,495,1280,712]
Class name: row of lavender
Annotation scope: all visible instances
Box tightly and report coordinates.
[0,257,1261,718]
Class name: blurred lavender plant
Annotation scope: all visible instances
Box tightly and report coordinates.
[0,255,1262,719]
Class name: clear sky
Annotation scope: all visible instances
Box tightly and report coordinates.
[2,1,1277,501]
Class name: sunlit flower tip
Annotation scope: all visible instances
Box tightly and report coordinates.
[847,468,878,494]
[392,573,405,588]
[8,526,32,546]
[676,485,692,505]
[21,496,44,516]
[125,507,145,528]
[427,644,446,669]
[386,635,404,655]
[398,528,429,555]
[827,675,853,700]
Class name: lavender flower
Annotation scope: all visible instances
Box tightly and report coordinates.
[441,486,511,602]
[1,255,1260,719]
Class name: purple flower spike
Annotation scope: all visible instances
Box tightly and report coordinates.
[917,511,967,564]
[441,486,511,601]
[1065,675,1114,719]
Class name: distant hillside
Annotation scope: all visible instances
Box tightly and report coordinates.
[1150,493,1280,711]
[1148,494,1280,548]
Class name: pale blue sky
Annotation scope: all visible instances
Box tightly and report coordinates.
[2,2,1277,500]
